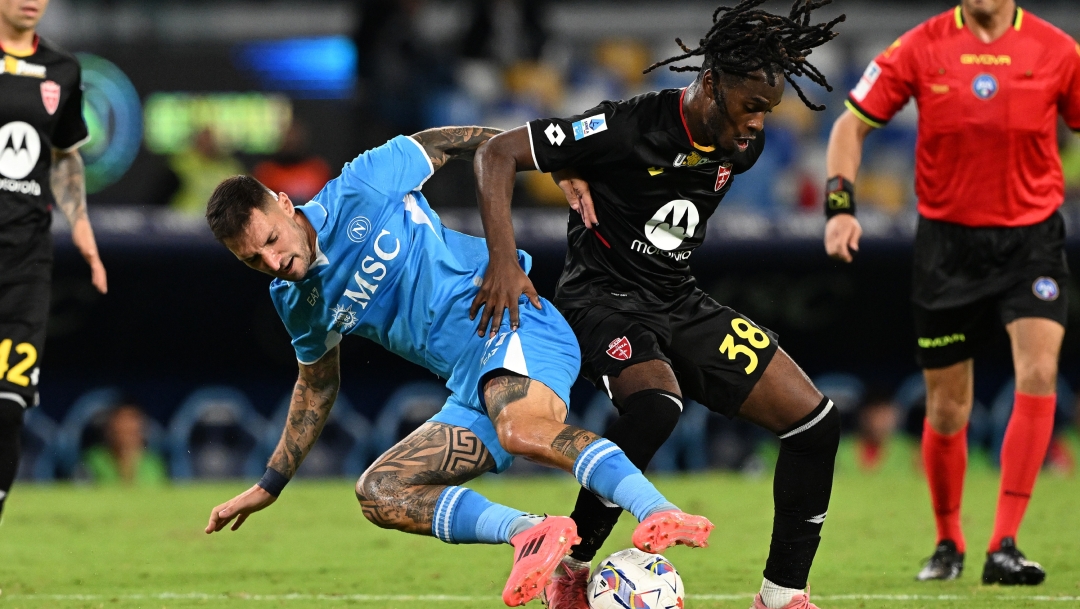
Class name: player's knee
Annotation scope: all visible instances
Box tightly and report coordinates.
[355,468,407,529]
[493,412,534,458]
[779,397,840,454]
[1015,359,1058,395]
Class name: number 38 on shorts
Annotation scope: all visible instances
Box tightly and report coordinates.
[718,318,771,374]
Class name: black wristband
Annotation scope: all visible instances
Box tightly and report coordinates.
[824,176,856,218]
[257,467,289,497]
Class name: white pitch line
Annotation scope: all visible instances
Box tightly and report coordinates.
[4,592,1080,603]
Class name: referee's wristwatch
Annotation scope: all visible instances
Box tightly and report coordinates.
[824,176,855,219]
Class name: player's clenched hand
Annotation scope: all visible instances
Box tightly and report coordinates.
[205,484,276,534]
[553,169,598,228]
[470,256,541,337]
[824,215,862,263]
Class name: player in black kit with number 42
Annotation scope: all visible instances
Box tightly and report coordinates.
[472,2,844,608]
[0,0,107,519]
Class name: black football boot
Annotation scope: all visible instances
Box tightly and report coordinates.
[982,537,1046,585]
[916,540,965,581]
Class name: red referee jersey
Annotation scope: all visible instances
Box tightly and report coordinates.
[846,6,1080,227]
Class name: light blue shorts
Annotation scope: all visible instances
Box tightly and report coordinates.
[431,297,581,473]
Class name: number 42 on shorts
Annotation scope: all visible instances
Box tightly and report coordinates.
[0,338,38,387]
[719,318,770,374]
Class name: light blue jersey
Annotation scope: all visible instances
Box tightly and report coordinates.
[269,135,580,472]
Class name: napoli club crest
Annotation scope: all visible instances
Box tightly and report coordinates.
[40,81,60,115]
[971,73,998,100]
[1032,277,1059,301]
[606,337,632,361]
[715,162,732,191]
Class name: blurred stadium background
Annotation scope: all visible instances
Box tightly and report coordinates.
[22,0,1080,486]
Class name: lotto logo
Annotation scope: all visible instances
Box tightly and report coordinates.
[544,123,565,146]
[606,337,632,361]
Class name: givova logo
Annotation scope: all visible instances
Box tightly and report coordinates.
[0,122,40,180]
[644,200,699,251]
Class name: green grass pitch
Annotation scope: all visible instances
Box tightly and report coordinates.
[0,467,1077,609]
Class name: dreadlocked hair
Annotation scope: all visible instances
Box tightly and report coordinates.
[644,0,844,111]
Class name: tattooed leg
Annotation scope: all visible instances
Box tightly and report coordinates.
[483,373,600,472]
[356,422,494,535]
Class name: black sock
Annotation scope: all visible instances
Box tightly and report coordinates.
[569,389,682,562]
[0,399,24,517]
[763,396,839,590]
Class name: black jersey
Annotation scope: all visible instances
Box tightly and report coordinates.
[0,36,89,249]
[526,88,763,310]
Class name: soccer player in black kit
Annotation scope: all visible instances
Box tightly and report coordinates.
[0,0,107,518]
[472,2,843,608]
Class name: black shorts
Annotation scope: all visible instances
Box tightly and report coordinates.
[559,289,779,418]
[0,278,50,408]
[912,213,1068,369]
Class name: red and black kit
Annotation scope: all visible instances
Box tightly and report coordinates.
[526,88,776,417]
[0,35,88,407]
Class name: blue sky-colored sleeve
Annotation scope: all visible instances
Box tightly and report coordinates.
[270,282,341,365]
[337,135,435,200]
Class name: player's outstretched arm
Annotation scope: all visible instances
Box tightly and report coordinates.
[471,127,542,337]
[824,111,874,263]
[205,345,341,534]
[410,126,504,172]
[51,149,107,293]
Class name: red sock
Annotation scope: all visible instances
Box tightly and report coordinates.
[989,392,1056,551]
[922,419,967,553]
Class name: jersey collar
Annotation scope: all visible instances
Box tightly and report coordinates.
[0,34,39,58]
[296,202,330,270]
[678,88,716,153]
[954,6,1023,31]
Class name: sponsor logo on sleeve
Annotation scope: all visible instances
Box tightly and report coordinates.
[571,114,608,140]
[40,81,60,115]
[714,162,732,191]
[851,61,881,102]
[972,74,999,100]
[1032,277,1060,301]
[606,337,632,361]
[544,123,565,146]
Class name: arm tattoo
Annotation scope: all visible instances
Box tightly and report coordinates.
[411,126,504,171]
[483,374,531,422]
[356,422,493,533]
[550,427,599,461]
[267,345,341,478]
[50,149,87,226]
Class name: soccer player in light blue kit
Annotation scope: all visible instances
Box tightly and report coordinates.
[201,126,713,606]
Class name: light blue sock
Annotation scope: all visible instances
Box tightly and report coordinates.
[573,438,678,521]
[431,487,529,544]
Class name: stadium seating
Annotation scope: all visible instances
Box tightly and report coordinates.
[167,386,268,479]
[262,391,373,477]
[54,387,165,479]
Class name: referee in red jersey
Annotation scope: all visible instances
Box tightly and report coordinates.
[823,0,1080,586]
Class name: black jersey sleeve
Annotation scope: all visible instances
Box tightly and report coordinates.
[525,100,637,173]
[52,68,89,152]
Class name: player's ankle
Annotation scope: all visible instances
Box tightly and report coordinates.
[641,502,679,520]
[759,578,804,609]
[561,556,590,572]
[507,514,545,540]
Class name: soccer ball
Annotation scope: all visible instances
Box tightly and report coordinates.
[587,548,684,609]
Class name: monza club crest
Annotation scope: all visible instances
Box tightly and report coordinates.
[715,162,732,191]
[606,336,632,361]
[40,81,60,115]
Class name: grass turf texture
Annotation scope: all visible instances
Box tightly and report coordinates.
[0,469,1077,609]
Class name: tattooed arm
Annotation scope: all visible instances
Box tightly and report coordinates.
[51,149,107,294]
[410,126,504,172]
[267,345,342,478]
[205,346,341,534]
